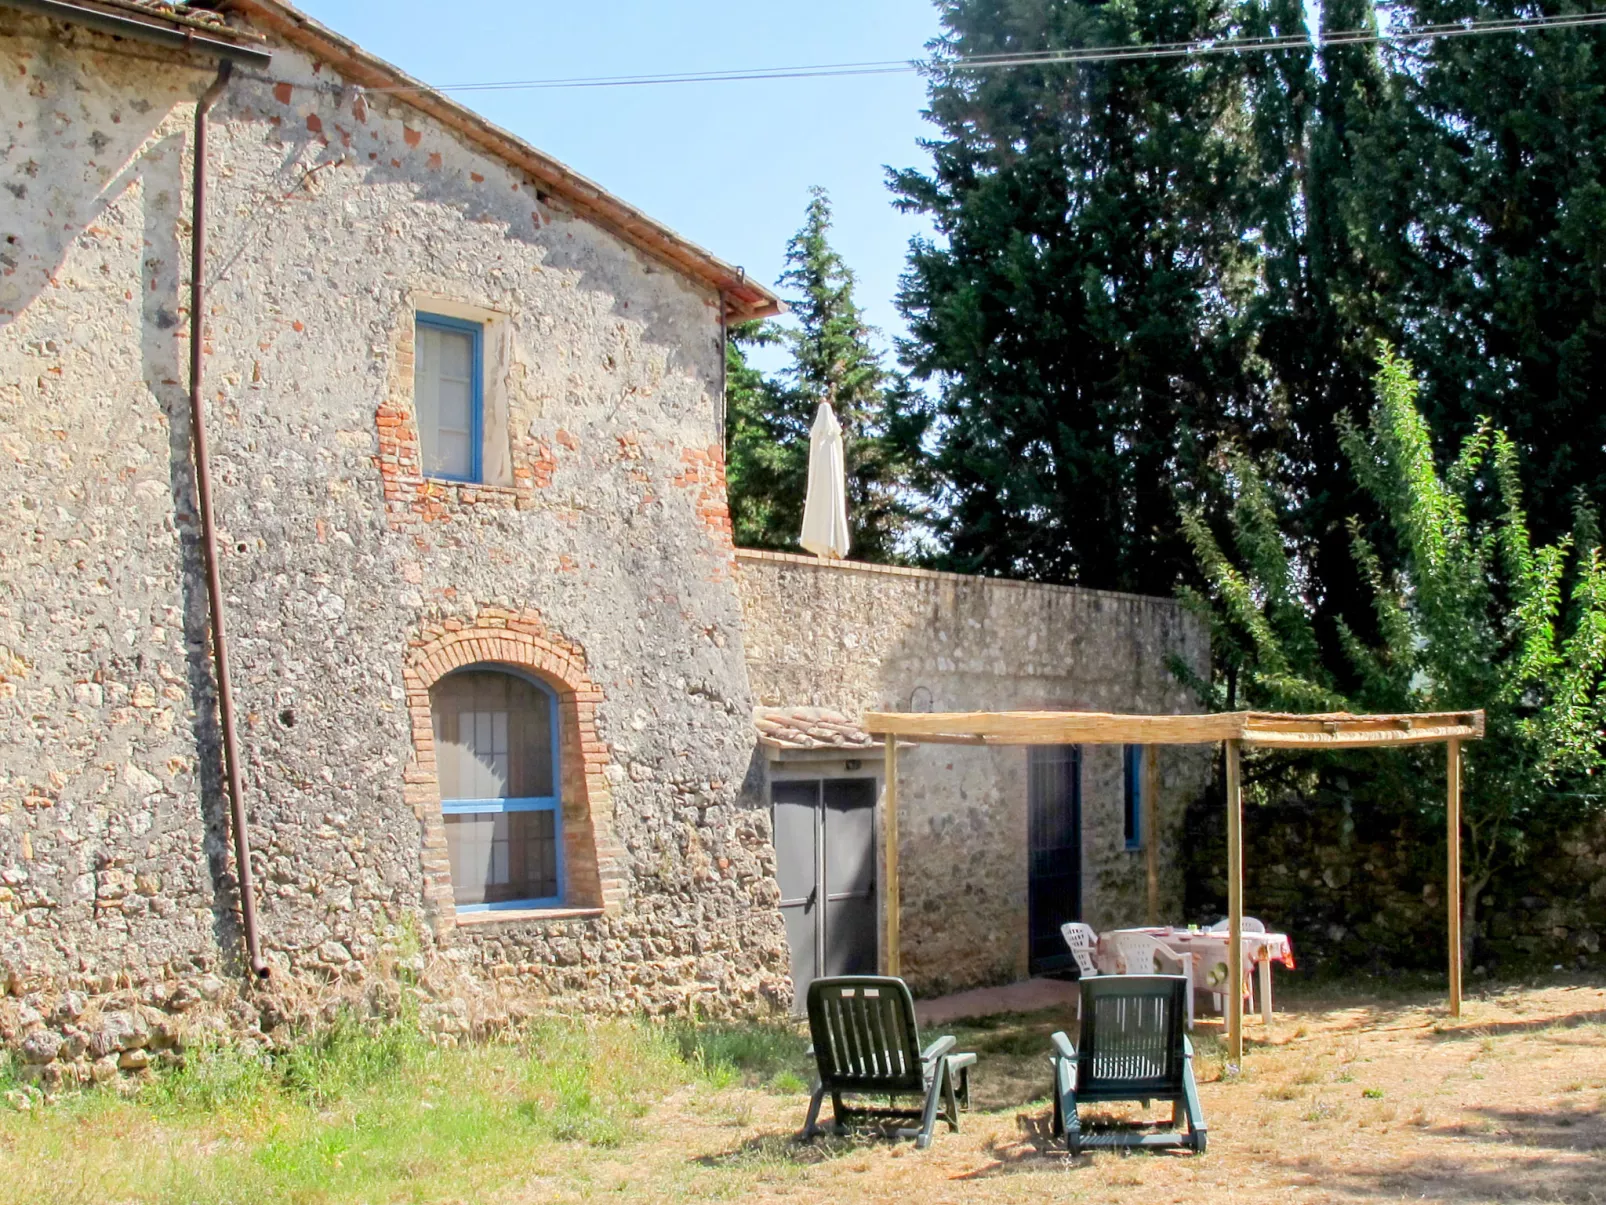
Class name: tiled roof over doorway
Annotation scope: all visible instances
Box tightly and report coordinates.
[753,706,879,753]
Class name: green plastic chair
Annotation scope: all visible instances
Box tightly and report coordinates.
[801,976,977,1150]
[1050,974,1207,1154]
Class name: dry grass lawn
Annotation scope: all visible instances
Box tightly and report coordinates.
[611,979,1606,1205]
[1,977,1602,1204]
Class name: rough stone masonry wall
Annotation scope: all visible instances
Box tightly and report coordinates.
[0,12,789,1082]
[735,551,1214,996]
[1182,762,1606,978]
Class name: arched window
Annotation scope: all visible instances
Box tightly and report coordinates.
[430,667,563,910]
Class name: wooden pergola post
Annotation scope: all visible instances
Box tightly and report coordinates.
[1143,744,1161,924]
[1225,738,1244,1065]
[1447,737,1462,1018]
[884,733,901,977]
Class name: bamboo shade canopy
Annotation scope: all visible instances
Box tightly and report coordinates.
[865,706,1484,1067]
[862,709,1484,748]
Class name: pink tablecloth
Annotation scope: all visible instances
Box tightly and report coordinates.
[1098,927,1295,992]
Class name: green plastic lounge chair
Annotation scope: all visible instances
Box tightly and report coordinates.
[801,976,977,1150]
[1050,974,1207,1155]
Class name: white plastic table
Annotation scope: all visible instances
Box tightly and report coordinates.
[1098,926,1295,1025]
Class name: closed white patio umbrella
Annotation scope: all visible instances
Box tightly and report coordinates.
[799,401,851,559]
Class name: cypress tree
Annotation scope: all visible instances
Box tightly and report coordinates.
[723,319,791,551]
[1359,2,1606,546]
[1245,0,1396,652]
[891,0,1262,593]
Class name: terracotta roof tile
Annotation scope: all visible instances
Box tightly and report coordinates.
[120,0,228,28]
[754,707,879,752]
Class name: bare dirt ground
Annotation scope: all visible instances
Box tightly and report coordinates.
[555,980,1606,1205]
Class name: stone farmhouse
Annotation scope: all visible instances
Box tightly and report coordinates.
[0,0,1210,1060]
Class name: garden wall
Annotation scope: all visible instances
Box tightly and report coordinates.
[1181,753,1606,976]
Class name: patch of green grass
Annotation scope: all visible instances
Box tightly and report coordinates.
[1362,1086,1385,1099]
[669,1019,810,1091]
[142,1040,274,1115]
[522,1019,680,1146]
[0,1012,813,1205]
[277,1009,430,1106]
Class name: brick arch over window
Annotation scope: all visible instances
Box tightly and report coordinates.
[402,609,623,932]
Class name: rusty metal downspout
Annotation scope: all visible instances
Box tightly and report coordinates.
[189,60,269,979]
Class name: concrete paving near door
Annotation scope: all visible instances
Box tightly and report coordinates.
[914,976,1082,1026]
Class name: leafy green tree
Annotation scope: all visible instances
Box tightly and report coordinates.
[1182,346,1606,959]
[723,188,919,561]
[891,0,1263,593]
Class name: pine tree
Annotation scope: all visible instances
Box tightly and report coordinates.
[723,320,792,551]
[891,0,1263,593]
[723,188,919,560]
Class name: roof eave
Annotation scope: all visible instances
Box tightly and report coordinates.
[217,0,783,320]
[2,0,273,65]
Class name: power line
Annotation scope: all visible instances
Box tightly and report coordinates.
[363,11,1606,95]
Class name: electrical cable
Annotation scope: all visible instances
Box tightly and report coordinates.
[356,10,1606,95]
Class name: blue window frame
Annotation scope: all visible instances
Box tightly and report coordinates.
[430,666,563,911]
[414,312,484,483]
[1123,744,1143,850]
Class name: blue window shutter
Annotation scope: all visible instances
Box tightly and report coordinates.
[1123,744,1142,849]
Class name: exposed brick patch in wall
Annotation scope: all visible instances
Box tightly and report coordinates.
[674,443,735,552]
[401,609,624,937]
[522,439,556,489]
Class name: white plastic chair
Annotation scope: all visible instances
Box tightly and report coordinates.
[1059,922,1101,980]
[1209,916,1265,934]
[1206,917,1262,1013]
[1104,931,1196,1029]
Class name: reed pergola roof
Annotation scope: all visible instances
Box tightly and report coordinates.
[861,708,1485,1065]
[862,709,1485,748]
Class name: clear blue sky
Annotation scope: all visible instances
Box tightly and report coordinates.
[299,1,945,371]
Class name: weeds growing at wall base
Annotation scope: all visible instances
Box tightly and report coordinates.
[0,1011,810,1204]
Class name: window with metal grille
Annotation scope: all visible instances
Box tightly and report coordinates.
[430,667,562,909]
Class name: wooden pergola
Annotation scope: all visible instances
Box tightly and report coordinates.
[861,708,1486,1063]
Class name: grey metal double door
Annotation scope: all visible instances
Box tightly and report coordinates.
[772,777,877,993]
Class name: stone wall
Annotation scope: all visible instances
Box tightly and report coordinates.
[0,10,790,1071]
[1182,759,1606,977]
[735,551,1214,995]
